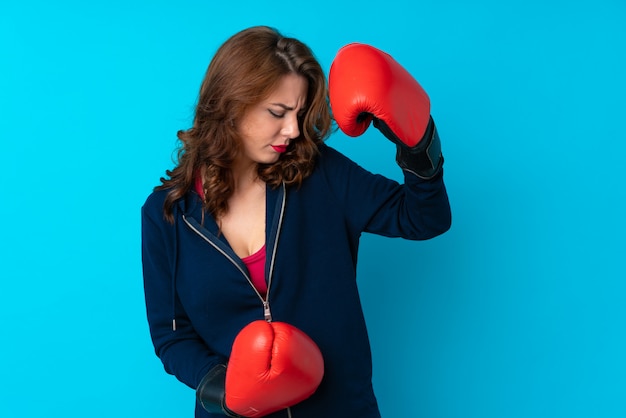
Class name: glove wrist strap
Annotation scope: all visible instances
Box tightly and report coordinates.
[196,364,242,417]
[394,116,443,179]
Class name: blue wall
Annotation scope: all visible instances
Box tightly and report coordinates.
[1,1,625,417]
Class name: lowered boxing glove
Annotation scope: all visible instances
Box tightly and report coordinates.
[329,43,443,179]
[227,320,324,417]
[198,320,324,417]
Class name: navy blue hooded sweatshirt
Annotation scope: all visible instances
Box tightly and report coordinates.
[141,143,451,417]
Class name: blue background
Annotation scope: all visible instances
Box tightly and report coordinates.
[1,1,625,417]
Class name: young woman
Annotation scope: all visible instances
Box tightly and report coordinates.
[141,26,451,418]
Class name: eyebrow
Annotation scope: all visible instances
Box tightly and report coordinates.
[269,103,296,111]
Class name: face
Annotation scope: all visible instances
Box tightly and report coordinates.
[235,73,308,168]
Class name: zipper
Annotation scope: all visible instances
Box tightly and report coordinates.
[263,301,272,322]
[264,182,287,320]
[181,183,286,323]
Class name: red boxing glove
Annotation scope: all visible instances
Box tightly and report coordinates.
[329,43,443,178]
[225,320,324,417]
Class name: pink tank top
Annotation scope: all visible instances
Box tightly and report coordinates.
[195,175,268,297]
[242,245,267,297]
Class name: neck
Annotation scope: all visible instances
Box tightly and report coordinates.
[231,158,262,193]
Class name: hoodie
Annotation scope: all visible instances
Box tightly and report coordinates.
[141,143,451,417]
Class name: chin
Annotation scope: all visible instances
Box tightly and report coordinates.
[261,153,281,164]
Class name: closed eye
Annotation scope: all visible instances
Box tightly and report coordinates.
[269,109,285,118]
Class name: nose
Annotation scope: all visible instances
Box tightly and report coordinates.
[281,113,300,140]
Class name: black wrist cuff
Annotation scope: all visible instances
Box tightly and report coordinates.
[395,116,443,179]
[196,364,242,417]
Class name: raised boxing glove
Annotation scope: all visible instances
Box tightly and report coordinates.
[329,43,443,179]
[198,320,324,417]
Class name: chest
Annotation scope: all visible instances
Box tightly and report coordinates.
[219,184,266,258]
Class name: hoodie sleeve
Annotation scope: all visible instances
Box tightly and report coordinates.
[141,192,226,389]
[318,144,451,240]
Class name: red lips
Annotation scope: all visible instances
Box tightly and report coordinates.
[271,145,288,153]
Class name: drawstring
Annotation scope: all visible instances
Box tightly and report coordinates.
[171,205,179,331]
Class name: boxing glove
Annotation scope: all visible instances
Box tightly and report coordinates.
[329,43,443,179]
[197,320,324,417]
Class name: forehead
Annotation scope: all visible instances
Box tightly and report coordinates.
[265,74,308,106]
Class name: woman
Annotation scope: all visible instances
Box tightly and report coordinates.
[142,26,451,417]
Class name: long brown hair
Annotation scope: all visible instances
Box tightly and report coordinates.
[157,26,332,223]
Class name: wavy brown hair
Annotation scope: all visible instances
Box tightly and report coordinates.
[157,26,332,222]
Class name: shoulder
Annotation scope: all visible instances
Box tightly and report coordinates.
[141,188,171,222]
[315,142,379,181]
[317,142,347,160]
[316,143,360,171]
[142,188,168,210]
[142,186,203,224]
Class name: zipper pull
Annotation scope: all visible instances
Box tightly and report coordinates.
[263,301,272,322]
